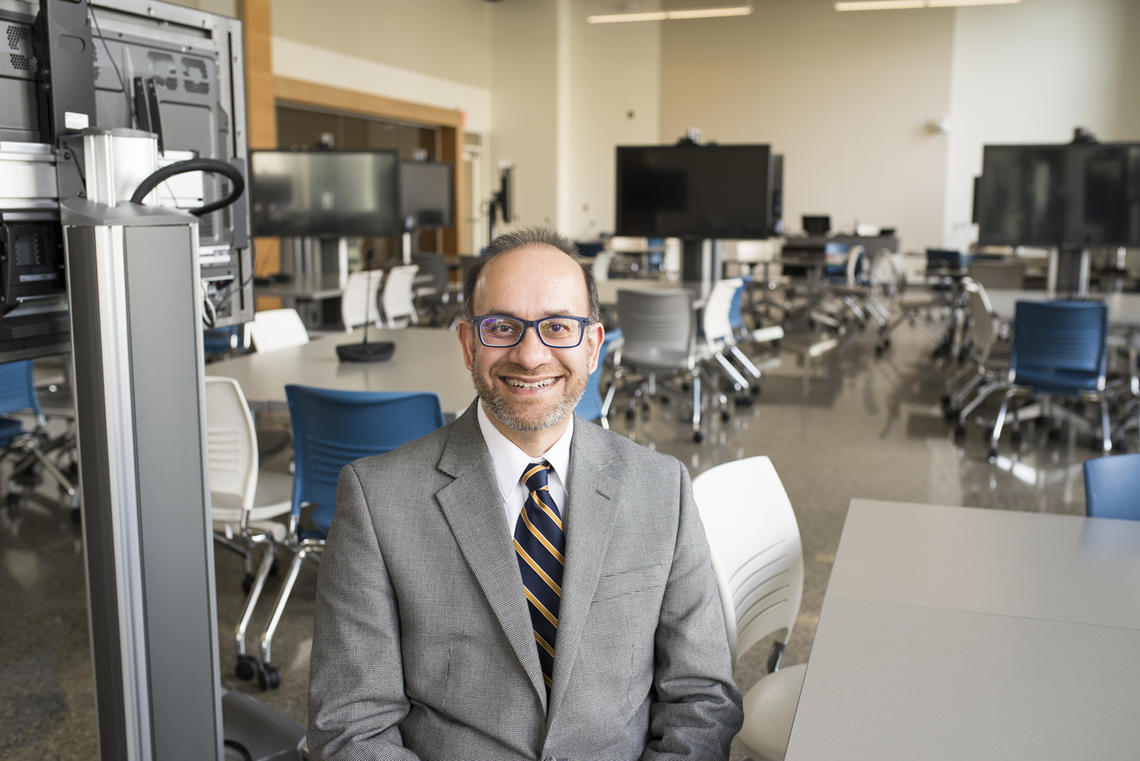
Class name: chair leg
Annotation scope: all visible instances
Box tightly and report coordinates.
[957,381,1007,426]
[259,547,308,668]
[989,390,1013,458]
[235,540,275,658]
[1099,395,1112,453]
[714,352,750,393]
[729,344,763,381]
[691,370,702,441]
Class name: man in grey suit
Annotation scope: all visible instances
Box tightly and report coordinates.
[309,228,743,760]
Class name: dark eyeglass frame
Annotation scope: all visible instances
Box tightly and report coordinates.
[470,314,592,349]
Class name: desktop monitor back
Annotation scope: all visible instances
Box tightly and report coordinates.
[802,215,830,236]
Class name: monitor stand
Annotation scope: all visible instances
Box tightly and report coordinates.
[1049,247,1090,297]
[680,237,723,293]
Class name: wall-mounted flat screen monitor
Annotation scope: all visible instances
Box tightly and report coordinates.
[616,144,773,239]
[976,145,1067,247]
[400,160,454,230]
[250,150,400,237]
[1070,142,1140,247]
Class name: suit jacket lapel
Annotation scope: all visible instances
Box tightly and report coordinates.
[547,419,622,721]
[435,403,549,707]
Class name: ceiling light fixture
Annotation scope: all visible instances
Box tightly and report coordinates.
[587,5,753,24]
[835,0,1020,10]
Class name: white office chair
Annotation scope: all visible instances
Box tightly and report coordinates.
[341,269,384,333]
[381,264,420,327]
[247,308,310,353]
[591,251,615,282]
[691,456,806,761]
[204,377,294,683]
[701,278,761,404]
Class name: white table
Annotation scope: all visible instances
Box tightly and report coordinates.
[207,328,475,414]
[786,499,1140,761]
[986,289,1140,328]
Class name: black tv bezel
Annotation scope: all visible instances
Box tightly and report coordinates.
[249,148,402,238]
[614,143,774,240]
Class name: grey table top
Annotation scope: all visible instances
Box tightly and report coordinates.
[785,499,1140,761]
[206,328,475,414]
[596,278,710,308]
[254,273,347,301]
[986,288,1140,328]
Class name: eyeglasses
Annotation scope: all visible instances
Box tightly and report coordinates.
[471,314,592,348]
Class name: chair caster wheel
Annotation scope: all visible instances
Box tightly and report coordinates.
[692,431,704,443]
[953,424,965,442]
[750,385,761,396]
[70,506,82,524]
[734,396,753,408]
[720,410,731,422]
[242,573,254,595]
[943,406,960,421]
[625,409,636,421]
[258,663,281,691]
[940,394,951,408]
[235,654,259,681]
[986,447,998,462]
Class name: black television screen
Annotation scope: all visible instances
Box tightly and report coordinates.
[1070,143,1140,247]
[250,150,400,237]
[977,145,1067,246]
[400,161,454,230]
[616,144,773,239]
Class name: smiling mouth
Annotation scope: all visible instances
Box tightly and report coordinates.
[503,377,559,389]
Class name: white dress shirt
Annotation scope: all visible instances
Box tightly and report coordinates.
[476,403,572,532]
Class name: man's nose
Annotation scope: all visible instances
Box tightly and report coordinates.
[509,325,553,368]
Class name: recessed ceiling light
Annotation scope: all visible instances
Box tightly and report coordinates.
[587,5,753,24]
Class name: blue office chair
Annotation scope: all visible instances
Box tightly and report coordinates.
[0,360,77,511]
[254,385,445,689]
[576,329,622,427]
[988,300,1110,460]
[1083,453,1140,520]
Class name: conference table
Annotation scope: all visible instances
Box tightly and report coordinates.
[206,328,475,415]
[986,288,1140,328]
[785,499,1140,760]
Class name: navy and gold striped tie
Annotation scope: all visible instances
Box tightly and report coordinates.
[514,461,565,696]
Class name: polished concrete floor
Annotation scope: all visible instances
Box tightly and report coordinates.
[0,317,1105,760]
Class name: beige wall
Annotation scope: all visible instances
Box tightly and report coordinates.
[941,0,1140,248]
[489,1,560,233]
[566,0,663,239]
[271,0,492,91]
[659,0,954,253]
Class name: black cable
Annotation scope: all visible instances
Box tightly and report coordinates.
[88,5,133,122]
[129,158,245,217]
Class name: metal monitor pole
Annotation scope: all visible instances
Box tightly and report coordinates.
[63,130,223,761]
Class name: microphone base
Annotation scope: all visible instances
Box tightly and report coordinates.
[336,341,395,363]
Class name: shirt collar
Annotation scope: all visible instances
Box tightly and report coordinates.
[477,402,574,502]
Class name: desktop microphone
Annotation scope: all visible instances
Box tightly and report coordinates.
[337,251,396,363]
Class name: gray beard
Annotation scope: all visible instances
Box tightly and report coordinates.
[472,373,585,433]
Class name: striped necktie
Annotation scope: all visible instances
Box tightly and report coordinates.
[513,461,565,696]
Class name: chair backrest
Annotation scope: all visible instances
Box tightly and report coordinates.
[691,456,804,663]
[248,308,309,353]
[962,278,997,362]
[1010,300,1107,386]
[615,289,694,367]
[412,253,449,294]
[204,377,258,519]
[575,328,622,422]
[382,264,420,326]
[0,360,43,420]
[702,278,742,348]
[728,276,752,332]
[1083,453,1140,520]
[285,385,445,533]
[341,270,384,332]
[591,251,614,282]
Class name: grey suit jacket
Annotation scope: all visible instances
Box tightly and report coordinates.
[308,403,742,761]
